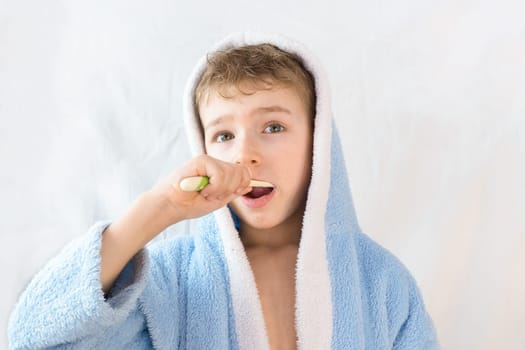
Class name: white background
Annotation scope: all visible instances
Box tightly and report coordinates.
[1,1,524,349]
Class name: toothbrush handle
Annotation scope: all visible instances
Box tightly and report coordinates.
[179,176,273,192]
[179,176,210,192]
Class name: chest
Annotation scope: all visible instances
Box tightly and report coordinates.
[246,246,299,350]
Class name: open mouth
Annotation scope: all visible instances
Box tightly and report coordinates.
[244,187,274,199]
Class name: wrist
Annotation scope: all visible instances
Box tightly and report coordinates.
[108,192,176,249]
[141,189,185,227]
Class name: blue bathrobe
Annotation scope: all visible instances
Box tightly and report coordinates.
[8,32,440,349]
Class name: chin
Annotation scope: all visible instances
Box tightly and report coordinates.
[244,219,282,231]
[230,204,274,230]
[229,196,301,231]
[234,210,282,230]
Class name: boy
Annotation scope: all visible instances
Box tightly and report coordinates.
[8,32,440,349]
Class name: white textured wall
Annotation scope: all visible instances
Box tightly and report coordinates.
[2,1,524,349]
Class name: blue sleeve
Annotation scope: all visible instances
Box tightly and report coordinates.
[7,221,152,349]
[392,274,441,350]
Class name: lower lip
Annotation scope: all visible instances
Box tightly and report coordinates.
[241,190,275,209]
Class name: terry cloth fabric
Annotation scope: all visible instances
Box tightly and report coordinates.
[8,32,440,349]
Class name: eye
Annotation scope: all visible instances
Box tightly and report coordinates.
[214,132,234,143]
[263,123,285,134]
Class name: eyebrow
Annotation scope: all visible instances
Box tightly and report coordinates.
[254,106,292,115]
[204,105,292,131]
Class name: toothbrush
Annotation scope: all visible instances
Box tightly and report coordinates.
[179,176,274,192]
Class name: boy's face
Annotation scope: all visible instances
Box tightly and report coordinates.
[199,84,313,232]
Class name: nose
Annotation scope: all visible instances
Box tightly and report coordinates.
[234,136,261,166]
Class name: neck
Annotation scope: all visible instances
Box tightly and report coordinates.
[239,206,304,250]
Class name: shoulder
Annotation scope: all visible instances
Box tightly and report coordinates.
[354,232,438,343]
[353,233,440,347]
[355,231,414,279]
[353,231,422,304]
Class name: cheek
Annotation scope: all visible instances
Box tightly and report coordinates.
[279,138,312,181]
[295,136,313,184]
[290,132,313,164]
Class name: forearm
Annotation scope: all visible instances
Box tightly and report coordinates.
[100,191,179,294]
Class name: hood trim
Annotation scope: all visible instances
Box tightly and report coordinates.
[182,32,333,350]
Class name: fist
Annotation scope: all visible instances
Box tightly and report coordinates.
[148,155,252,223]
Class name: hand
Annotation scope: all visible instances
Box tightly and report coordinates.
[148,155,252,224]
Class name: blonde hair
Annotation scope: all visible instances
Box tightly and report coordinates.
[194,43,316,119]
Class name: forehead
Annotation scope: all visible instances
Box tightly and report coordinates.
[198,84,308,126]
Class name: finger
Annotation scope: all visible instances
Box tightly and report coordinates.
[227,164,249,192]
[200,159,226,198]
[208,161,247,199]
[235,186,252,195]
